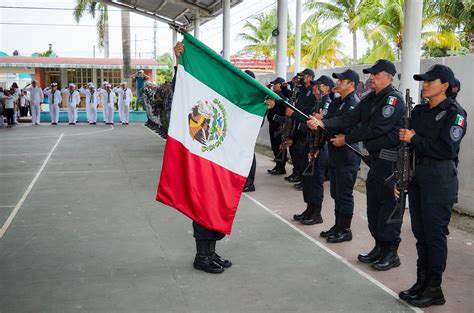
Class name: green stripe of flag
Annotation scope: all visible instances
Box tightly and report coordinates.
[179,32,282,117]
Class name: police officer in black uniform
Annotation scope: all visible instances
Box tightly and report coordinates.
[267,77,292,175]
[284,69,316,188]
[319,69,361,243]
[292,75,333,224]
[308,59,406,271]
[397,65,467,308]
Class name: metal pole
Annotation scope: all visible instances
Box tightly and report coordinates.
[294,0,302,75]
[400,0,423,103]
[222,0,231,60]
[172,28,178,65]
[194,11,201,39]
[276,0,288,78]
[134,33,137,59]
[153,20,158,60]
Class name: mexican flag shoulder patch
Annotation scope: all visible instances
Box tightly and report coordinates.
[386,96,397,107]
[454,114,465,128]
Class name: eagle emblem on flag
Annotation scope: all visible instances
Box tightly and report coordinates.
[188,99,227,152]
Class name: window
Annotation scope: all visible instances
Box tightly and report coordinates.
[67,68,93,88]
[97,69,122,87]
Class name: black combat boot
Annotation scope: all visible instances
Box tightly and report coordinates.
[327,215,353,243]
[284,172,296,181]
[242,178,255,192]
[267,164,286,175]
[193,240,224,274]
[399,268,427,301]
[209,240,232,268]
[300,205,323,225]
[358,241,382,263]
[287,174,301,183]
[372,243,401,271]
[293,182,303,190]
[293,205,312,222]
[408,274,445,308]
[320,213,339,238]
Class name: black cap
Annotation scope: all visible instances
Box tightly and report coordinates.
[298,68,315,77]
[270,77,285,85]
[332,69,360,86]
[314,75,335,88]
[413,64,455,86]
[454,78,461,90]
[363,59,397,76]
[244,70,255,78]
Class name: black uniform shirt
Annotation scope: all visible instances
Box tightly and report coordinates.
[411,97,467,160]
[267,89,290,123]
[293,83,315,123]
[324,85,406,152]
[326,91,361,166]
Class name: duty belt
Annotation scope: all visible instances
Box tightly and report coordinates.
[415,157,454,165]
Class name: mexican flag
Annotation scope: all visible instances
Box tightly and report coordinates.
[156,33,282,234]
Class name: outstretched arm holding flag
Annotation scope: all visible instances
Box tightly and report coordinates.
[157,33,276,274]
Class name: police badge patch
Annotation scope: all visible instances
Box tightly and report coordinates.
[450,126,463,142]
[435,111,446,121]
[382,105,395,118]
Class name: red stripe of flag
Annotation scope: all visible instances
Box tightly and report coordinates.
[156,136,246,234]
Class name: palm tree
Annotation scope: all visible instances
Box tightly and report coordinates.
[121,10,131,83]
[423,0,473,54]
[359,0,404,62]
[304,0,372,63]
[73,0,110,58]
[236,9,279,58]
[300,17,346,69]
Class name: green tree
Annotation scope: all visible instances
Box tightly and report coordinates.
[300,17,346,69]
[423,0,473,55]
[35,44,57,57]
[361,0,404,62]
[73,0,110,57]
[236,9,278,58]
[155,53,173,84]
[304,0,373,63]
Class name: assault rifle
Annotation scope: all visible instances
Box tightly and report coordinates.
[301,82,324,176]
[272,77,302,163]
[379,88,415,224]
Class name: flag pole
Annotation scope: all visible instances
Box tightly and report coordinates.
[279,98,368,160]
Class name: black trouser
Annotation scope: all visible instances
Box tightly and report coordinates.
[247,153,256,183]
[269,121,285,168]
[291,139,306,177]
[366,158,402,244]
[4,108,14,125]
[408,161,457,278]
[328,166,358,217]
[193,221,225,241]
[302,146,328,207]
[20,106,28,117]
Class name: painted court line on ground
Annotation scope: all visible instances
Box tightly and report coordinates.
[0,133,64,239]
[243,193,423,313]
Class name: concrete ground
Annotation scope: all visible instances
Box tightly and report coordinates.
[0,124,471,313]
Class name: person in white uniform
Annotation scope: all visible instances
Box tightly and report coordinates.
[83,83,99,124]
[61,83,81,125]
[43,83,62,125]
[100,84,116,125]
[24,80,44,125]
[113,82,133,125]
[97,81,109,123]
